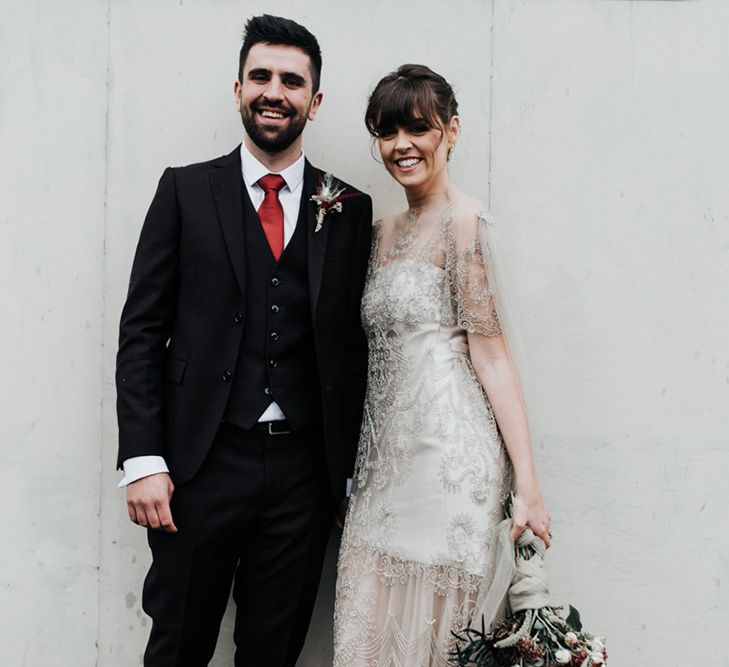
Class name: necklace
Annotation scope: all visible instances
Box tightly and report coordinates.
[382,197,453,264]
[381,208,422,262]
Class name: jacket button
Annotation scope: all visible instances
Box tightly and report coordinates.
[222,370,232,382]
[233,312,243,325]
[269,359,277,368]
[264,386,272,396]
[270,332,279,341]
[270,304,280,313]
[271,277,280,286]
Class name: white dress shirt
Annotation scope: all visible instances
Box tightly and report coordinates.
[118,144,305,487]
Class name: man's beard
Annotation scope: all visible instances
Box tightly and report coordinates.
[241,101,308,153]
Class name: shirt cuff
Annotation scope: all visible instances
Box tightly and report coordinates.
[346,478,353,497]
[118,456,170,488]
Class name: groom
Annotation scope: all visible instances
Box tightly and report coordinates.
[116,15,371,666]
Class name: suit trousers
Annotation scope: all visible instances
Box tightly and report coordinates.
[142,421,333,666]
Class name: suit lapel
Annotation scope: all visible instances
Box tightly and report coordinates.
[209,147,246,297]
[305,160,329,322]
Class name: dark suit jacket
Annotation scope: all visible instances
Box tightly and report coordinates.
[116,146,372,503]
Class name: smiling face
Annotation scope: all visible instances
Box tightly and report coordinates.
[377,114,460,196]
[235,42,323,160]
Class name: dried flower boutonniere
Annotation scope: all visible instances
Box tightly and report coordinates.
[311,172,348,233]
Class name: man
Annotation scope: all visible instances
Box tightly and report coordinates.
[116,15,371,666]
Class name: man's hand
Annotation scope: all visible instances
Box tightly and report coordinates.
[126,472,177,533]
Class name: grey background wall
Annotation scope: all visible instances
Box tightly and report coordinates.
[2,1,728,665]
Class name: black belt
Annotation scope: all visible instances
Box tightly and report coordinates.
[221,419,292,436]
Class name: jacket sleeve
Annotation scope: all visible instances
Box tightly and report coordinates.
[344,195,373,477]
[115,167,180,468]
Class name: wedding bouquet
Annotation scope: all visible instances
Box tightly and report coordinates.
[450,505,607,667]
[450,603,606,666]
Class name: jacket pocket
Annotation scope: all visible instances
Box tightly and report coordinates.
[166,357,187,384]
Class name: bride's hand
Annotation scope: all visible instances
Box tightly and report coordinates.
[510,490,551,549]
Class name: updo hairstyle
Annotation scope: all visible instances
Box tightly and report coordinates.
[365,64,459,139]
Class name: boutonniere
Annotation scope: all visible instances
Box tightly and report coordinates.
[310,172,349,233]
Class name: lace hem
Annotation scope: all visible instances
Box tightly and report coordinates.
[334,541,483,667]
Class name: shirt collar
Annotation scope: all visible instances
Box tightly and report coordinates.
[239,142,305,192]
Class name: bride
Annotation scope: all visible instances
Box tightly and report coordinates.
[333,64,551,666]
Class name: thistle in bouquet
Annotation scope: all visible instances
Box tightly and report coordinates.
[450,502,607,667]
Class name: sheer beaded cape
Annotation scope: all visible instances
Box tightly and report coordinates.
[333,197,512,666]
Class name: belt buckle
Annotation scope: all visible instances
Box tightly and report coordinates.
[268,421,291,436]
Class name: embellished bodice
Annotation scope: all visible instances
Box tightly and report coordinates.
[362,205,501,338]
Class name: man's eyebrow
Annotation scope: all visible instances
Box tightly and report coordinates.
[280,71,306,85]
[247,68,306,86]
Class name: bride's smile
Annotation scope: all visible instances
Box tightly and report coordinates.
[377,116,460,201]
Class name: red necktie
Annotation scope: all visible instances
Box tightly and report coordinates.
[257,174,286,260]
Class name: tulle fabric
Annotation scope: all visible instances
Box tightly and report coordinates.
[335,542,482,667]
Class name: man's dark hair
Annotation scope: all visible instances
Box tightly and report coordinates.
[239,15,322,92]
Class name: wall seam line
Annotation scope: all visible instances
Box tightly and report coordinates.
[96,0,113,664]
[487,0,495,211]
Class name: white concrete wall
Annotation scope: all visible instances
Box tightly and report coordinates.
[2,1,727,665]
[0,1,108,664]
[486,2,729,664]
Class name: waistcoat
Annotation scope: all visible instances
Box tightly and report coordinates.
[223,189,322,429]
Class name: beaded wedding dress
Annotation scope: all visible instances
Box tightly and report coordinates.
[333,199,511,667]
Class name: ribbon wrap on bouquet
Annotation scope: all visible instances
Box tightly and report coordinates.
[472,518,552,629]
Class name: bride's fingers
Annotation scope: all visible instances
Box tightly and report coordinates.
[510,517,526,541]
[541,529,552,549]
[531,521,552,549]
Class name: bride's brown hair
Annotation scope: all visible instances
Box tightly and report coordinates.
[365,64,459,138]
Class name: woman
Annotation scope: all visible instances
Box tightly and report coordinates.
[333,64,551,666]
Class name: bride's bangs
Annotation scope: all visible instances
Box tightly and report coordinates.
[365,79,440,138]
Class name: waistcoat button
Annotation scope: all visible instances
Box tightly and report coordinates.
[270,332,279,341]
[271,277,280,286]
[222,370,232,382]
[270,304,280,313]
[264,386,272,396]
[233,312,243,325]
